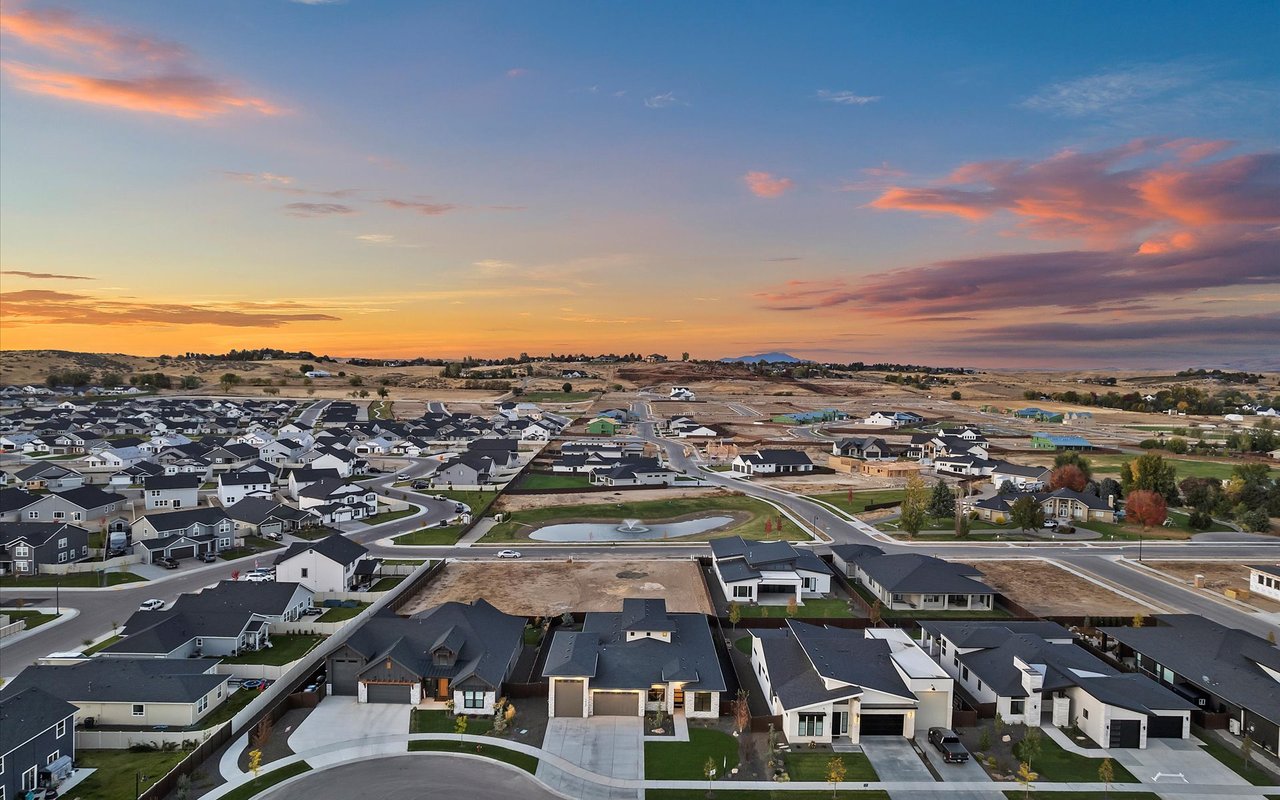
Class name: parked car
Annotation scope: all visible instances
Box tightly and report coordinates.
[1042,519,1058,529]
[411,481,428,490]
[396,473,410,480]
[138,599,165,611]
[106,547,130,559]
[155,557,180,569]
[454,504,467,514]
[242,571,274,582]
[927,727,970,763]
[200,552,218,563]
[301,607,325,617]
[496,549,522,559]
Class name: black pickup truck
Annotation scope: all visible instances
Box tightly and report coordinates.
[928,727,970,763]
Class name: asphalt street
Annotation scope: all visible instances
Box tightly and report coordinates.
[261,755,563,800]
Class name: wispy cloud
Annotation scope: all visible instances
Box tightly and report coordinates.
[815,89,880,105]
[379,198,459,216]
[355,234,395,244]
[0,6,281,118]
[644,91,684,109]
[284,202,355,217]
[0,289,340,327]
[1,270,95,280]
[743,171,795,198]
[221,170,355,198]
[506,67,527,78]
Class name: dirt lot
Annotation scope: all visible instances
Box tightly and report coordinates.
[396,559,713,616]
[494,485,729,512]
[1147,561,1280,612]
[964,559,1150,616]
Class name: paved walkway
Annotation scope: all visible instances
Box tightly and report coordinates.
[538,717,642,800]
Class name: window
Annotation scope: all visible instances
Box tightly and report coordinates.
[73,512,82,521]
[1010,699,1025,715]
[26,510,38,519]
[301,568,309,579]
[693,692,712,713]
[57,538,67,549]
[46,752,59,766]
[940,641,948,655]
[58,552,67,563]
[802,577,816,591]
[961,666,969,681]
[797,713,824,737]
[195,638,204,648]
[197,696,208,713]
[1082,708,1089,719]
[53,511,65,520]
[463,691,484,710]
[732,586,752,599]
[648,686,665,702]
[976,680,983,692]
[14,545,29,557]
[22,766,36,791]
[132,704,145,717]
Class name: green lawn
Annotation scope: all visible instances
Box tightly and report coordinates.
[88,530,104,548]
[382,558,427,566]
[520,390,596,403]
[483,494,797,543]
[370,576,405,591]
[410,709,495,734]
[1,609,58,629]
[649,793,890,800]
[291,527,338,541]
[361,506,419,525]
[218,535,284,560]
[220,761,313,800]
[218,634,324,665]
[736,598,857,618]
[1197,733,1279,786]
[1089,454,1269,482]
[370,400,395,420]
[645,728,740,780]
[808,488,906,513]
[734,635,753,655]
[1025,735,1138,783]
[784,751,878,781]
[429,489,500,516]
[0,570,145,587]
[407,740,537,773]
[73,749,190,800]
[393,525,465,545]
[517,472,594,490]
[875,516,1010,534]
[196,685,260,727]
[83,634,122,654]
[317,601,370,621]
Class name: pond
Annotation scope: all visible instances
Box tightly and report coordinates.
[528,515,736,542]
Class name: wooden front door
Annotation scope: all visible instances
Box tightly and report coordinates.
[672,687,685,708]
[435,678,450,700]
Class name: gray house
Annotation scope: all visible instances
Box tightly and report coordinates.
[433,453,493,486]
[832,544,996,612]
[327,599,524,709]
[0,687,77,799]
[131,507,235,550]
[21,486,127,525]
[0,522,90,575]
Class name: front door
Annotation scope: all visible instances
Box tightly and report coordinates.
[435,678,449,700]
[673,688,685,708]
[832,711,849,737]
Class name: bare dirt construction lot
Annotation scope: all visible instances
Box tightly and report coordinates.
[397,559,713,616]
[1146,561,1280,612]
[965,559,1149,617]
[494,485,728,513]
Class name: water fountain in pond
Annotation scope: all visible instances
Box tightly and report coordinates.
[617,518,650,533]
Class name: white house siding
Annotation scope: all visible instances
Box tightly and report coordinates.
[274,552,351,593]
[1251,569,1280,602]
[685,690,720,719]
[453,688,497,716]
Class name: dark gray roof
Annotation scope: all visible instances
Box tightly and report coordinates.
[710,536,831,581]
[1249,564,1280,578]
[542,598,726,691]
[136,506,230,532]
[52,486,125,510]
[219,469,272,486]
[847,552,993,595]
[0,522,89,547]
[920,620,1073,648]
[144,474,201,491]
[3,659,228,704]
[754,622,914,711]
[273,533,368,567]
[108,581,308,653]
[0,488,40,513]
[0,687,76,756]
[1100,615,1280,725]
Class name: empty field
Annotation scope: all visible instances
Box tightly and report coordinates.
[965,560,1150,617]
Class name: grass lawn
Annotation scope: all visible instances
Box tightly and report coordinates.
[645,728,740,780]
[290,527,338,541]
[407,739,537,773]
[370,576,405,591]
[219,634,324,665]
[392,525,465,545]
[383,558,427,565]
[650,788,890,793]
[1088,454,1268,482]
[196,685,260,727]
[362,506,419,525]
[220,761,313,800]
[736,598,857,618]
[1197,733,1278,786]
[523,625,543,645]
[808,488,906,513]
[784,751,878,781]
[317,601,370,621]
[1,609,59,629]
[1028,735,1138,783]
[517,472,593,490]
[876,516,1010,534]
[0,570,145,587]
[519,390,596,403]
[88,530,104,548]
[430,489,500,516]
[483,494,795,543]
[410,709,495,734]
[734,635,753,655]
[218,535,284,560]
[83,634,122,654]
[370,400,395,420]
[73,749,190,800]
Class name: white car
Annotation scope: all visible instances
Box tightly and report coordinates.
[138,599,165,611]
[242,571,274,582]
[396,473,410,480]
[496,549,522,559]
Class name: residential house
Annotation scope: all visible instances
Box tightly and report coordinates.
[21,487,127,525]
[710,536,832,606]
[989,461,1051,491]
[543,598,725,718]
[731,449,815,475]
[297,479,378,523]
[1099,615,1280,754]
[831,545,995,612]
[964,487,1116,525]
[589,456,678,487]
[224,496,318,539]
[669,386,697,401]
[922,620,1194,748]
[143,473,201,510]
[0,487,41,522]
[433,453,494,487]
[0,523,90,575]
[286,467,342,499]
[12,463,84,492]
[1248,565,1280,602]
[831,437,894,461]
[2,658,232,729]
[131,507,235,561]
[217,469,274,506]
[749,622,953,743]
[327,599,524,708]
[273,534,373,593]
[586,417,622,436]
[83,446,147,469]
[0,687,77,800]
[666,417,718,438]
[1030,432,1094,451]
[863,411,924,428]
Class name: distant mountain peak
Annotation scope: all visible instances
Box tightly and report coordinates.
[720,351,806,363]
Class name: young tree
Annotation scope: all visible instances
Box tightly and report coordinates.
[247,748,262,778]
[1016,761,1038,800]
[728,602,742,632]
[954,507,971,539]
[1048,464,1088,492]
[785,596,798,618]
[455,713,468,745]
[869,599,883,626]
[1017,726,1042,769]
[950,390,962,401]
[704,755,718,798]
[900,473,928,537]
[1010,496,1045,532]
[928,479,955,519]
[733,688,751,735]
[826,755,848,799]
[1132,612,1145,628]
[1098,756,1115,795]
[219,373,241,390]
[998,479,1018,496]
[1126,490,1167,529]
[377,387,390,399]
[1242,734,1254,774]
[978,726,991,752]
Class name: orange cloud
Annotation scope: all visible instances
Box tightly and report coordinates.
[743,171,794,198]
[0,6,279,118]
[1137,231,1197,255]
[0,289,339,327]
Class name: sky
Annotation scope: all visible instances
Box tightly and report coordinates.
[1,1,1278,368]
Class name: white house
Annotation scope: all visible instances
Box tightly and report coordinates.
[669,386,696,401]
[732,449,815,475]
[143,473,201,510]
[863,411,924,428]
[217,469,273,506]
[1248,565,1280,602]
[709,536,832,606]
[272,534,373,593]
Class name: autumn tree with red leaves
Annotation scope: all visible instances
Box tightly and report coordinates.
[1126,490,1167,529]
[1049,464,1088,492]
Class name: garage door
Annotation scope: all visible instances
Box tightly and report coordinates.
[554,680,584,717]
[1147,714,1184,738]
[1109,719,1141,748]
[364,682,412,704]
[860,714,905,736]
[168,545,196,559]
[592,691,640,716]
[330,658,363,695]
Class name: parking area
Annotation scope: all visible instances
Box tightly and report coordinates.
[860,737,932,782]
[537,716,642,800]
[288,695,411,753]
[919,736,990,781]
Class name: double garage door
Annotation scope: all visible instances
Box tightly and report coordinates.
[364,682,414,704]
[1147,714,1185,739]
[860,714,905,737]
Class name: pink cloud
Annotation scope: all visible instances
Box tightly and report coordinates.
[743,171,794,198]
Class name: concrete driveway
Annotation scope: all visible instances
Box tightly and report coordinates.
[288,695,411,753]
[1116,737,1251,786]
[919,736,991,782]
[861,737,933,782]
[537,716,642,800]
